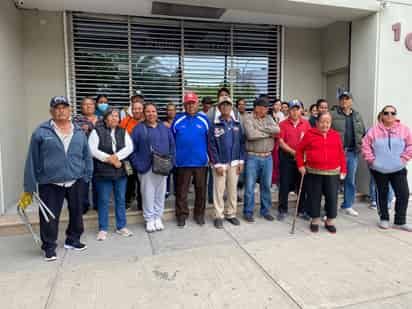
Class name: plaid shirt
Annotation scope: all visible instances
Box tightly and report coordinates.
[73,114,97,137]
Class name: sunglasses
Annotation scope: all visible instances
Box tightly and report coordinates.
[383,111,397,116]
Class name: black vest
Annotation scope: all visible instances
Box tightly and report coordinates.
[93,124,127,179]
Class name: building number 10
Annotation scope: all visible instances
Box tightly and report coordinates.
[392,23,412,51]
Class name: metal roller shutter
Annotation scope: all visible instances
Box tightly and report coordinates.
[68,12,281,115]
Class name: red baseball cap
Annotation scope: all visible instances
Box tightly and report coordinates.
[184,92,198,104]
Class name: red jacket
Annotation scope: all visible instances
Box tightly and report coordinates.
[296,128,347,174]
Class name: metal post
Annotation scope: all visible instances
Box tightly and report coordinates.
[230,25,234,98]
[181,20,185,104]
[128,16,133,96]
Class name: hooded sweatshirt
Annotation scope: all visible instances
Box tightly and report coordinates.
[362,120,412,174]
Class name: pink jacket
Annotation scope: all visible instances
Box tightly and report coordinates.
[362,120,412,173]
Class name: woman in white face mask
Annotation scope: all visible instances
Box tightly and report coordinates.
[95,94,109,118]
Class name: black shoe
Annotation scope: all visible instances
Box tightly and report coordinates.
[177,217,186,227]
[310,224,319,233]
[44,250,57,262]
[243,214,255,223]
[324,224,337,234]
[214,218,223,229]
[208,199,213,204]
[226,217,240,226]
[237,196,243,203]
[82,207,89,215]
[125,202,131,210]
[64,241,87,251]
[277,212,287,221]
[263,214,275,221]
[194,216,205,226]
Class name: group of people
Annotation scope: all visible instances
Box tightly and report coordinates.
[18,87,412,261]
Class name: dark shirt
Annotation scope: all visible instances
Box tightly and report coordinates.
[222,118,234,162]
[309,115,317,128]
[73,114,96,137]
[344,112,356,150]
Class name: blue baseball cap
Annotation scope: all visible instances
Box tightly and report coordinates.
[50,96,70,108]
[288,99,302,109]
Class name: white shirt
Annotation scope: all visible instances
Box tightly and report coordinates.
[88,128,133,162]
[50,120,76,187]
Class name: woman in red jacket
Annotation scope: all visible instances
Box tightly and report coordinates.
[296,112,347,233]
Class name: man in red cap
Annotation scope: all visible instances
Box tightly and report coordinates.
[171,92,210,227]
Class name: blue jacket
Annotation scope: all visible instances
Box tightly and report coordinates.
[208,117,245,167]
[129,122,176,174]
[24,120,93,192]
[172,112,210,167]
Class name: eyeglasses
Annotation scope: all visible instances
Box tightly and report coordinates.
[383,111,397,116]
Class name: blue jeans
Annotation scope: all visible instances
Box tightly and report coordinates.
[243,155,273,216]
[369,172,394,204]
[95,177,127,231]
[341,150,358,209]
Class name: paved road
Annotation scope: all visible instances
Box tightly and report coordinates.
[1,202,412,309]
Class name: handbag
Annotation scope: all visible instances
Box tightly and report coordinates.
[143,124,173,176]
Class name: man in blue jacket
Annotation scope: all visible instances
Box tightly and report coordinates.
[18,96,93,261]
[172,92,210,227]
[208,96,245,229]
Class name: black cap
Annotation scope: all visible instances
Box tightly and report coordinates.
[253,97,269,108]
[50,96,70,108]
[339,91,352,100]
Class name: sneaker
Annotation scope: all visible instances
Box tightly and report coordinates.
[154,218,164,231]
[277,212,287,221]
[44,250,57,262]
[146,221,156,233]
[116,228,133,237]
[393,223,412,232]
[310,224,319,233]
[343,207,359,217]
[262,213,275,221]
[298,212,311,221]
[177,217,186,228]
[378,220,390,230]
[64,241,87,251]
[369,202,377,210]
[194,216,205,226]
[214,218,223,229]
[226,217,240,226]
[243,214,255,223]
[324,224,337,234]
[96,230,107,241]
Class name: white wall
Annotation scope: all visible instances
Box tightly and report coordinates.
[283,27,323,106]
[22,10,66,137]
[376,1,412,184]
[0,0,25,213]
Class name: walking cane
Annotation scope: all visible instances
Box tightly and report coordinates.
[290,173,305,234]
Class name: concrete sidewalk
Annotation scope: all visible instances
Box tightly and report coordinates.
[1,202,412,309]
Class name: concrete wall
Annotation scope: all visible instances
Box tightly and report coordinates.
[376,1,412,184]
[350,13,379,194]
[22,10,66,137]
[0,0,25,213]
[321,22,350,74]
[282,27,323,106]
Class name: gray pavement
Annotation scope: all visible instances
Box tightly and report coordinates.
[1,202,412,309]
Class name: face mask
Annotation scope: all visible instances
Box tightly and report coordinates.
[97,103,108,112]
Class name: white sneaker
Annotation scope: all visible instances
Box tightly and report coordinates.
[343,207,359,217]
[369,202,377,210]
[146,221,156,233]
[96,230,107,241]
[378,220,390,229]
[393,223,412,232]
[154,218,164,231]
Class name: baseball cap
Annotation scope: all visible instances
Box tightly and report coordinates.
[218,96,233,105]
[288,99,302,109]
[184,92,199,104]
[339,91,352,100]
[253,97,269,108]
[50,96,70,108]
